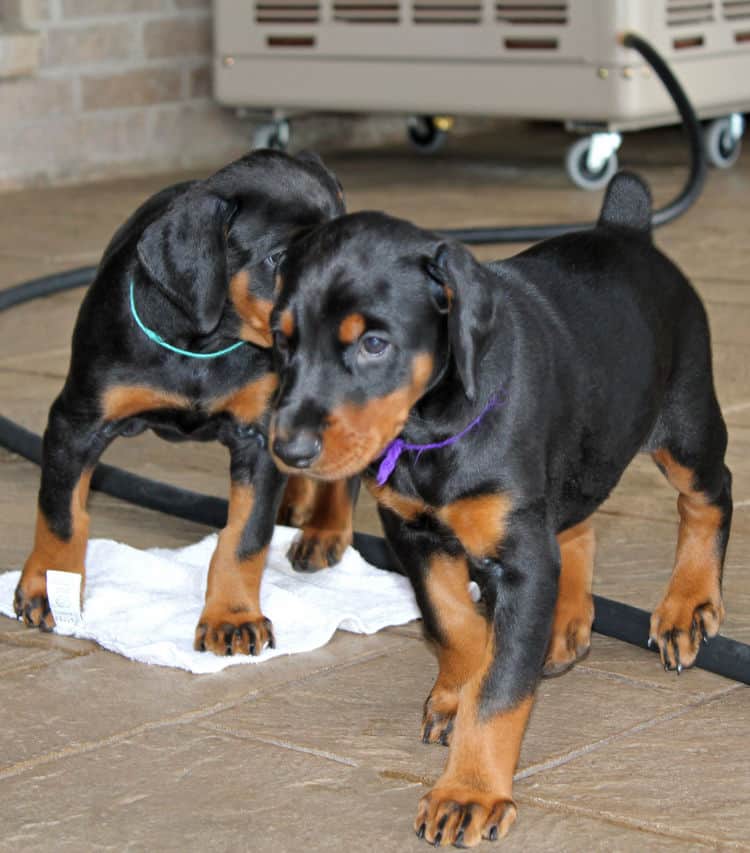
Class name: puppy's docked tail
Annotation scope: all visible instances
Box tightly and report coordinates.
[597,171,652,237]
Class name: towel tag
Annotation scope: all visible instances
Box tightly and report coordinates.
[46,570,82,634]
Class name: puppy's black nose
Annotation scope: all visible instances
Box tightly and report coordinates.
[273,429,322,468]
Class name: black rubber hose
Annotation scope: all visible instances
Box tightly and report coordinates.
[440,31,707,244]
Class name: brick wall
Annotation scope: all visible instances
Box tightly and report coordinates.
[0,0,250,189]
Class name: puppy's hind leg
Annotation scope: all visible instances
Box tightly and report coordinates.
[648,318,732,671]
[544,518,595,676]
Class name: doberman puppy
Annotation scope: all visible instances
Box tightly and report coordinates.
[14,149,357,657]
[267,173,732,846]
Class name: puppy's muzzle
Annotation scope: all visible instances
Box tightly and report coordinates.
[273,428,322,469]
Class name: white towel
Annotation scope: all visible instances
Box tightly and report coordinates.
[0,526,420,673]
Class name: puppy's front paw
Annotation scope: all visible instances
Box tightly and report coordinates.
[415,786,517,847]
[421,688,458,746]
[194,608,275,656]
[13,577,55,631]
[287,528,350,572]
[650,593,724,672]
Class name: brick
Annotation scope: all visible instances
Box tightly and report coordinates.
[61,0,166,16]
[42,22,133,66]
[143,16,210,59]
[0,76,74,123]
[5,0,55,21]
[189,62,211,98]
[148,103,247,162]
[0,27,41,77]
[174,0,210,8]
[0,110,150,186]
[82,66,181,110]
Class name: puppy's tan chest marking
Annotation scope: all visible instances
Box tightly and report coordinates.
[369,483,511,558]
[209,372,279,423]
[101,385,191,421]
[102,374,278,427]
[438,493,512,558]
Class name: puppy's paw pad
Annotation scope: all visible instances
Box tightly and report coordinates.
[415,788,516,847]
[421,708,455,747]
[544,605,593,677]
[13,582,55,631]
[650,595,724,671]
[194,612,274,656]
[287,528,350,572]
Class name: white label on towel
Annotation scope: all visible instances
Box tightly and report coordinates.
[46,570,82,634]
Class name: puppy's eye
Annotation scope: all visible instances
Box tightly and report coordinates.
[264,250,285,270]
[359,334,389,359]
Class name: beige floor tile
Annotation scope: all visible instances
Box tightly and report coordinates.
[201,639,712,783]
[0,722,703,853]
[0,632,409,770]
[516,686,750,847]
[0,640,73,677]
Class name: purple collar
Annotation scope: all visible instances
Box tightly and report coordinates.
[375,391,503,486]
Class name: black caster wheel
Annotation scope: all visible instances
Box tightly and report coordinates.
[407,115,449,154]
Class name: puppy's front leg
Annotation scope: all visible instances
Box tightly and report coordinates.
[414,507,559,847]
[377,506,489,748]
[15,394,108,630]
[195,441,286,657]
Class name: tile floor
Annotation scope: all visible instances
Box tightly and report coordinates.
[0,122,748,851]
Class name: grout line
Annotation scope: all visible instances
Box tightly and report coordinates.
[198,721,359,768]
[724,400,750,414]
[514,792,750,850]
[572,663,688,692]
[515,683,742,784]
[575,659,743,693]
[0,643,407,782]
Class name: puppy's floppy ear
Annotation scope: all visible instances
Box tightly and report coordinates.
[136,190,235,335]
[425,241,496,402]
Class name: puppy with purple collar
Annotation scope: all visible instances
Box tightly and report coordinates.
[266,173,732,846]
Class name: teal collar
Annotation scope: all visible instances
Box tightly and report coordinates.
[129,279,245,359]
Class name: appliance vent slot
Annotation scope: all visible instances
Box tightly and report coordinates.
[673,34,705,47]
[413,0,481,24]
[333,0,400,23]
[504,36,558,49]
[256,0,320,23]
[723,0,750,19]
[665,1,714,26]
[495,2,567,25]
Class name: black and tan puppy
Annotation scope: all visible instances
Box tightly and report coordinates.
[267,173,732,845]
[14,149,356,656]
